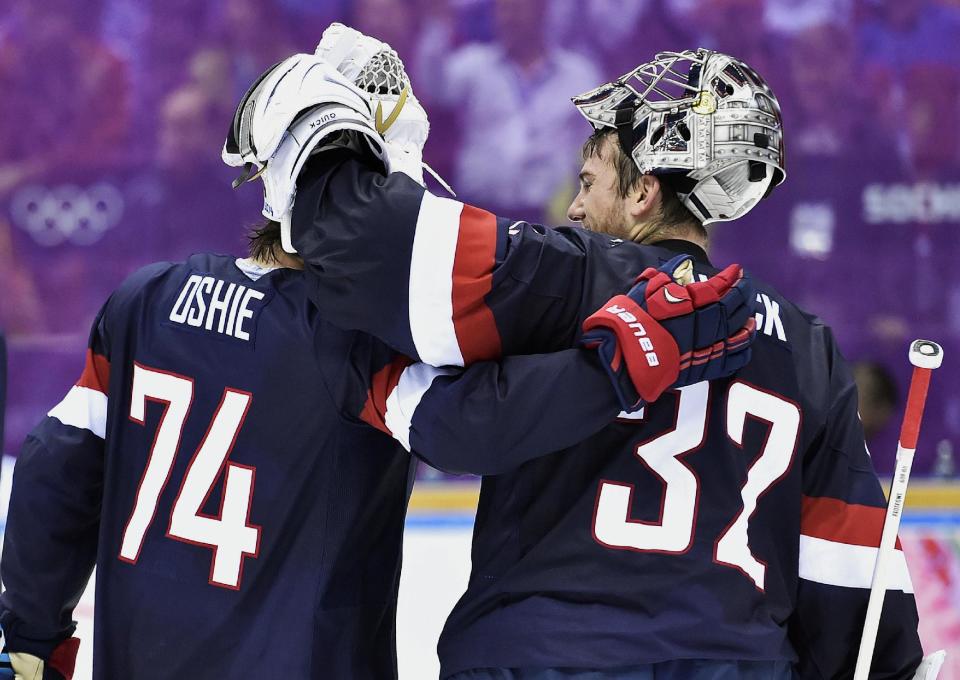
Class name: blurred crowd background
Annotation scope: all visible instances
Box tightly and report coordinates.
[2,0,960,476]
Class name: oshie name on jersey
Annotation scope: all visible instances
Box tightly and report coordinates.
[168,273,265,340]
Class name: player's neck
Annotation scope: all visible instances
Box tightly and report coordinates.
[632,219,708,252]
[253,249,304,271]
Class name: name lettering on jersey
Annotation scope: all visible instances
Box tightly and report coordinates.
[607,304,661,367]
[169,274,265,341]
[755,292,787,341]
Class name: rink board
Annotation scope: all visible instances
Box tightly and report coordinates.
[1,467,958,679]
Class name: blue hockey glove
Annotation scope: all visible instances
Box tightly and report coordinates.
[581,254,757,412]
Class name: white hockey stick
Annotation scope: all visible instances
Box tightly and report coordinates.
[912,651,946,680]
[853,339,944,680]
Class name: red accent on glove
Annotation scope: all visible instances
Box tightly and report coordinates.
[685,263,742,307]
[725,317,756,351]
[582,294,680,402]
[47,637,80,680]
[645,279,694,320]
[638,263,745,321]
[676,317,756,372]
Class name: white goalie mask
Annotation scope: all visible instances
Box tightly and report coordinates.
[222,54,391,252]
[223,36,431,253]
[572,49,785,225]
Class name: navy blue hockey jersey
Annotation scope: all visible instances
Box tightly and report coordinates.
[0,255,417,679]
[290,154,924,679]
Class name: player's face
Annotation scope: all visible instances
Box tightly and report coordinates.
[567,138,634,239]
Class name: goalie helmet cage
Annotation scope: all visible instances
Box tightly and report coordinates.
[572,48,785,226]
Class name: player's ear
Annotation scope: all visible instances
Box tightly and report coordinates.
[628,174,661,221]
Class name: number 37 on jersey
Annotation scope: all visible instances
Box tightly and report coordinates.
[593,381,801,591]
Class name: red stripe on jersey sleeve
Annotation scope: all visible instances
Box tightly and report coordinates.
[360,356,414,435]
[801,495,902,550]
[76,350,111,395]
[451,204,502,363]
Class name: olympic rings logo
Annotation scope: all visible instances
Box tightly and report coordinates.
[10,183,125,247]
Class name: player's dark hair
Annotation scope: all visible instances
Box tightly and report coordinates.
[581,129,702,236]
[582,129,644,200]
[248,219,284,264]
[658,174,703,232]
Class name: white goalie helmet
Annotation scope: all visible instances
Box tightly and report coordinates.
[221,54,379,172]
[224,24,438,253]
[572,48,785,225]
[223,53,390,252]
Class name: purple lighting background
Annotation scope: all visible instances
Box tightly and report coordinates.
[2,0,959,475]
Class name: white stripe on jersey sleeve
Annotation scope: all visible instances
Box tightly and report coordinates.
[408,192,466,367]
[799,535,914,593]
[384,362,458,451]
[48,385,109,439]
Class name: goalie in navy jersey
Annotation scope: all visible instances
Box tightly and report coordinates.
[0,33,754,680]
[256,27,925,680]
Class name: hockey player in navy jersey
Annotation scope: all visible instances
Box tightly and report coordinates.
[247,27,925,680]
[0,44,754,680]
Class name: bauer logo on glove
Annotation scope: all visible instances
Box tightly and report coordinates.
[598,304,662,368]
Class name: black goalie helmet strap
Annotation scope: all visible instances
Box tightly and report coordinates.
[614,105,636,158]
